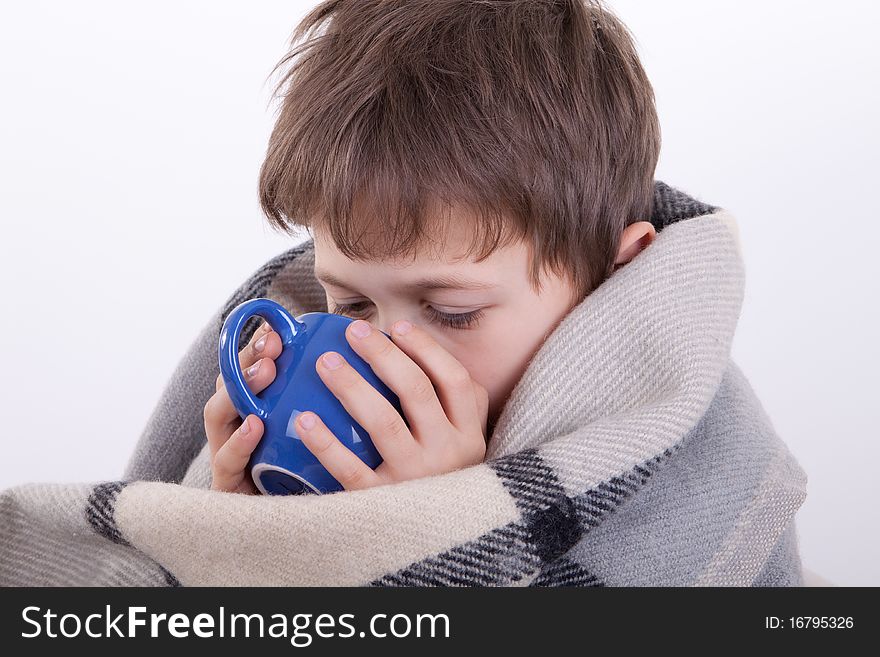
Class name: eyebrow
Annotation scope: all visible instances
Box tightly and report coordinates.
[314,268,496,292]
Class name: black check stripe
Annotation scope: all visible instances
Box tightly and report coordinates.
[86,481,131,546]
[529,556,604,587]
[650,180,719,232]
[491,449,582,565]
[573,446,678,528]
[85,480,181,587]
[369,523,541,586]
[371,444,681,587]
[490,447,569,516]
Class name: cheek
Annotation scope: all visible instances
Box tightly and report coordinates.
[463,300,576,418]
[439,320,534,409]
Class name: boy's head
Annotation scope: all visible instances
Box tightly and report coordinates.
[257,0,660,427]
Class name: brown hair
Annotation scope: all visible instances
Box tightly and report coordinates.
[258,0,660,299]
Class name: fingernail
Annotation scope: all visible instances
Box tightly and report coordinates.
[393,320,412,335]
[246,360,261,377]
[254,335,267,352]
[240,417,250,434]
[298,412,316,429]
[322,352,343,369]
[350,319,371,338]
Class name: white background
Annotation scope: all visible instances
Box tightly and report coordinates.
[1,1,876,586]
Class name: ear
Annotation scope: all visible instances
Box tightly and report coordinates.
[614,221,656,269]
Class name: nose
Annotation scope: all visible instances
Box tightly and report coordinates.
[373,310,410,337]
[377,319,399,337]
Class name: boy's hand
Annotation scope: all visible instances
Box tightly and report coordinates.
[295,319,490,491]
[204,321,281,494]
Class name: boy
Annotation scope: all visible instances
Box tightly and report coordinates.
[0,0,806,588]
[204,0,660,494]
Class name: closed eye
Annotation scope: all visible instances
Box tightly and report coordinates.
[330,301,484,330]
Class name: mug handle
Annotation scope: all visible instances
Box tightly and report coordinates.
[218,298,305,420]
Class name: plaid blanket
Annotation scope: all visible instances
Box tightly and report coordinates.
[0,181,808,586]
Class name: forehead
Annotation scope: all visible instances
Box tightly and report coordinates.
[311,206,529,290]
[312,199,494,266]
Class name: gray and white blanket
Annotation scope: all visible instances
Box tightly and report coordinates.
[0,181,808,586]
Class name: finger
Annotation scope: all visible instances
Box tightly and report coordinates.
[387,320,478,430]
[387,320,480,432]
[474,381,490,439]
[205,355,277,456]
[215,321,279,392]
[315,350,419,460]
[295,411,384,491]
[343,319,448,430]
[212,414,263,492]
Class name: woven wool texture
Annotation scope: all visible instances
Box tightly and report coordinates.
[0,181,808,586]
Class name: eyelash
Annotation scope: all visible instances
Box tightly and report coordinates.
[330,301,485,330]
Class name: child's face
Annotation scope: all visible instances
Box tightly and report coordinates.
[311,212,580,428]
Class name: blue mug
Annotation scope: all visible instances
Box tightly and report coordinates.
[218,298,404,495]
